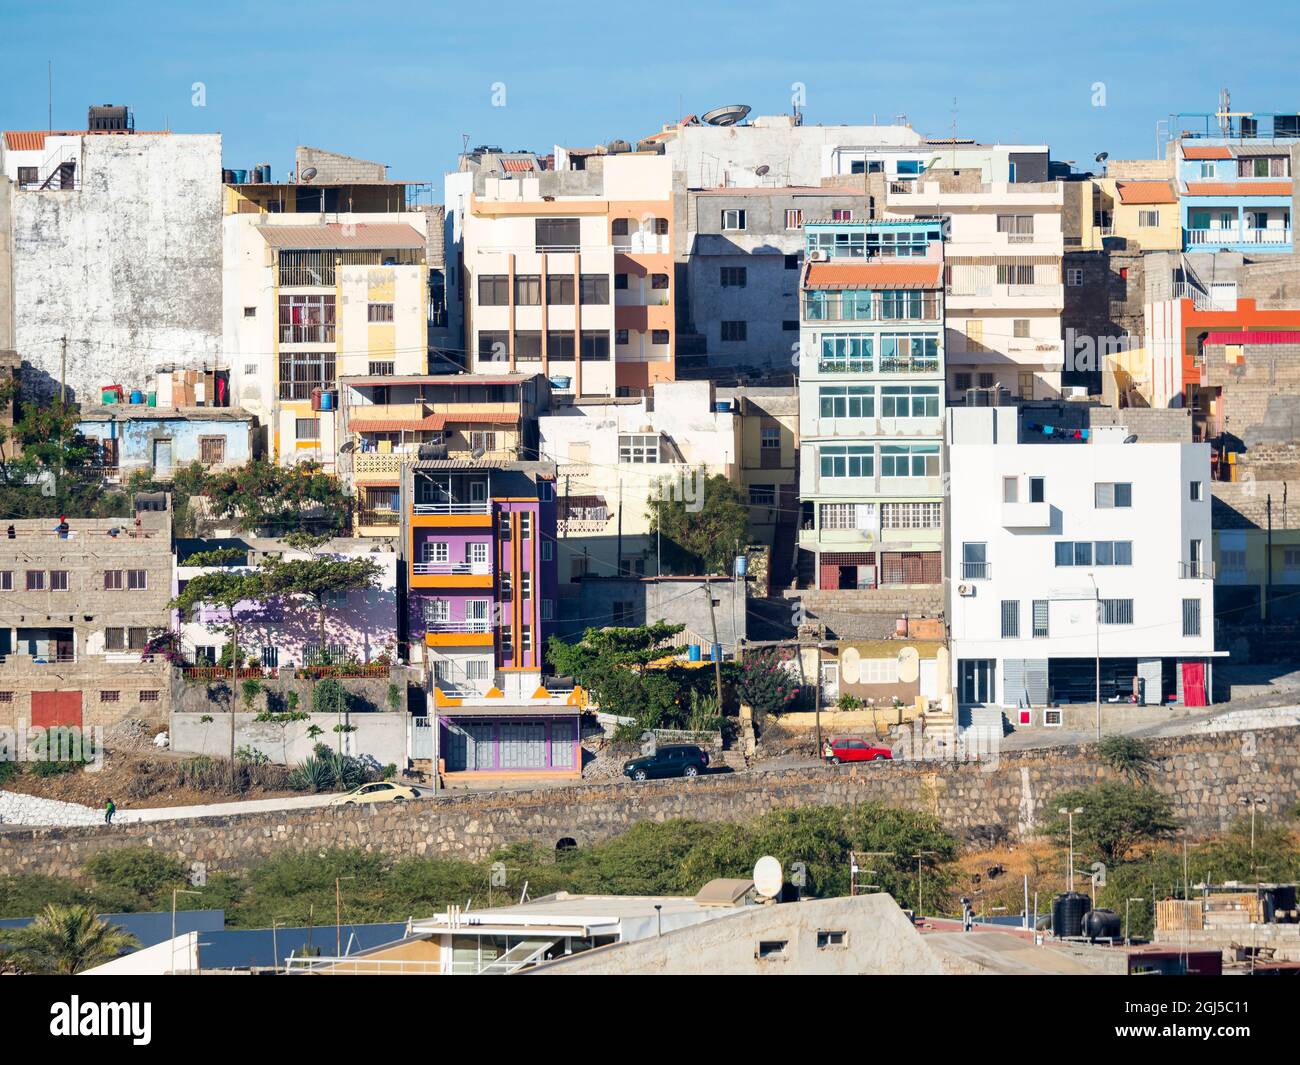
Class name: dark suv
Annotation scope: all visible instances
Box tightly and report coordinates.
[622,745,710,782]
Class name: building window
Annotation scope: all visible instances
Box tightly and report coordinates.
[278,350,336,400]
[818,503,859,530]
[498,512,512,539]
[816,930,847,949]
[139,690,160,703]
[749,484,776,507]
[127,569,148,590]
[26,570,44,591]
[535,218,581,251]
[785,208,803,229]
[1100,599,1135,625]
[961,543,988,580]
[422,541,450,564]
[105,628,125,651]
[619,434,660,464]
[996,214,1034,237]
[1182,598,1201,637]
[546,276,575,305]
[520,512,532,539]
[199,436,226,466]
[296,418,321,442]
[101,691,121,703]
[880,444,939,477]
[1190,480,1203,501]
[0,692,11,703]
[651,273,669,290]
[722,209,747,231]
[1095,482,1133,508]
[513,275,542,306]
[651,329,670,345]
[579,330,610,360]
[1138,210,1160,228]
[541,540,553,562]
[367,361,395,377]
[521,626,533,653]
[721,321,747,342]
[500,572,513,601]
[819,444,873,478]
[367,302,395,322]
[243,305,257,318]
[278,294,336,343]
[49,570,68,591]
[579,275,609,305]
[541,599,554,620]
[831,209,853,222]
[1032,600,1049,638]
[720,266,747,288]
[819,385,874,420]
[1066,267,1083,286]
[1001,600,1020,638]
[0,571,10,591]
[520,573,532,600]
[881,502,942,529]
[469,430,498,454]
[880,385,939,419]
[784,254,801,270]
[478,275,510,305]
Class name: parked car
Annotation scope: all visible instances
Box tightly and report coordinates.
[622,744,710,781]
[328,781,421,806]
[823,737,893,764]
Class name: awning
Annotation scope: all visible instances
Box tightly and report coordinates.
[805,261,943,290]
[256,223,427,249]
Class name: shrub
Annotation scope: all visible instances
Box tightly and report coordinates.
[288,756,333,793]
[313,677,346,715]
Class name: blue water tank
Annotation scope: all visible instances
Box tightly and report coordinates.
[734,555,748,577]
[319,390,335,411]
[129,390,144,405]
[688,644,701,662]
[711,643,723,661]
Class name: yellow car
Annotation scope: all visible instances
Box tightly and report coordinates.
[328,781,421,807]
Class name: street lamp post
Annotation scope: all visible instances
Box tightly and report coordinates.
[171,887,200,975]
[1238,796,1267,877]
[912,851,938,918]
[1059,807,1083,892]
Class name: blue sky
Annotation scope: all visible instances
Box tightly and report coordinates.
[3,1,1298,186]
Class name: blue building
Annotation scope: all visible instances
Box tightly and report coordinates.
[1171,108,1298,254]
[78,405,254,477]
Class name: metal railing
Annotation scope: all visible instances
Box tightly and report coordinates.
[413,502,491,515]
[426,619,493,634]
[1177,561,1216,580]
[412,561,492,575]
[1185,227,1292,247]
[961,562,991,580]
[357,509,400,527]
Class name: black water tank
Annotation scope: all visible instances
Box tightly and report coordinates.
[1051,892,1092,938]
[1082,908,1122,941]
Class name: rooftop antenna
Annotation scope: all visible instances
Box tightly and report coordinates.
[47,60,52,132]
[951,97,959,170]
[1218,88,1231,136]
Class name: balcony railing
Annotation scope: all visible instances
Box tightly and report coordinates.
[426,620,492,634]
[961,561,991,580]
[279,324,336,344]
[1185,227,1292,247]
[412,561,493,576]
[1178,561,1216,580]
[879,357,941,374]
[413,502,491,515]
[357,509,400,527]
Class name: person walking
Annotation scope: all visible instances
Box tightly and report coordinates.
[104,798,116,825]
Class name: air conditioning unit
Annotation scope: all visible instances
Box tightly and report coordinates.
[808,249,829,262]
[957,583,975,597]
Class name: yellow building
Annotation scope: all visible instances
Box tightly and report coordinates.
[732,387,799,549]
[1085,178,1181,251]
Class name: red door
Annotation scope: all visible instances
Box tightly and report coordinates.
[1181,662,1207,708]
[31,691,83,728]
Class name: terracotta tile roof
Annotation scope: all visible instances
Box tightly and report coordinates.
[3,129,169,151]
[500,157,536,173]
[805,261,943,290]
[1181,145,1232,160]
[1116,180,1176,205]
[256,223,427,249]
[1184,181,1293,197]
[350,415,446,433]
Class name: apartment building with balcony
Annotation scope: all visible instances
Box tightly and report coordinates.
[1175,145,1295,254]
[339,372,549,536]
[0,508,175,732]
[1,112,222,403]
[449,149,676,398]
[797,218,946,592]
[400,459,557,684]
[538,381,738,608]
[222,148,436,467]
[946,405,1219,713]
[885,171,1065,402]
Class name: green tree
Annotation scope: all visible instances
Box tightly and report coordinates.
[648,472,749,574]
[0,904,139,974]
[548,622,690,727]
[1046,782,1179,865]
[736,648,802,716]
[179,459,352,535]
[260,555,382,659]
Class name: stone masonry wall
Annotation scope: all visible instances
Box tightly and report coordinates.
[1,725,1296,881]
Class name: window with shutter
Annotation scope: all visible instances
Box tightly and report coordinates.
[1001,600,1020,638]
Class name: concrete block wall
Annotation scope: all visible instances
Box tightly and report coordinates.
[169,710,406,767]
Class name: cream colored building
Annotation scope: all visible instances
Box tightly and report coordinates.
[886,176,1065,401]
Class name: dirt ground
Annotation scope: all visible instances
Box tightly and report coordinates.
[5,718,302,810]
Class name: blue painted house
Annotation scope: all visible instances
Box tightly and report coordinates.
[1172,109,1298,254]
[78,405,254,478]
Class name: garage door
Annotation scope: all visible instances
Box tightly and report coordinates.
[31,691,83,728]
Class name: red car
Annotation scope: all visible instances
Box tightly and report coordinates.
[823,737,893,764]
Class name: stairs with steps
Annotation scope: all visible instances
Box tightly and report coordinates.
[716,749,749,772]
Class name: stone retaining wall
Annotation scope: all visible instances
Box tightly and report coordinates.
[1,725,1296,881]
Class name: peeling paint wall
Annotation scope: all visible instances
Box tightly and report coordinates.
[9,134,222,401]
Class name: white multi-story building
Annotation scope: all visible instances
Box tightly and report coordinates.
[946,405,1219,714]
[797,218,947,591]
[886,175,1065,402]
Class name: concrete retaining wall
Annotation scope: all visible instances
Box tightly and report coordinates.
[169,711,406,767]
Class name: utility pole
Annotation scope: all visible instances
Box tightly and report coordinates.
[616,478,623,576]
[335,875,355,957]
[1059,807,1083,892]
[1266,493,1273,621]
[912,851,938,918]
[703,582,724,708]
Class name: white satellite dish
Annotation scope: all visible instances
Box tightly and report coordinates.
[753,855,783,899]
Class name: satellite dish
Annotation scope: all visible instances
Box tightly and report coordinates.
[470,446,486,460]
[754,164,770,177]
[1123,434,1138,444]
[702,104,751,127]
[1094,152,1109,163]
[300,167,318,183]
[753,855,783,899]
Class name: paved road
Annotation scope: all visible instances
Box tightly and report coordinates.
[117,788,433,824]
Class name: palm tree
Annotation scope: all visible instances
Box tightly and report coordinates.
[0,904,139,974]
